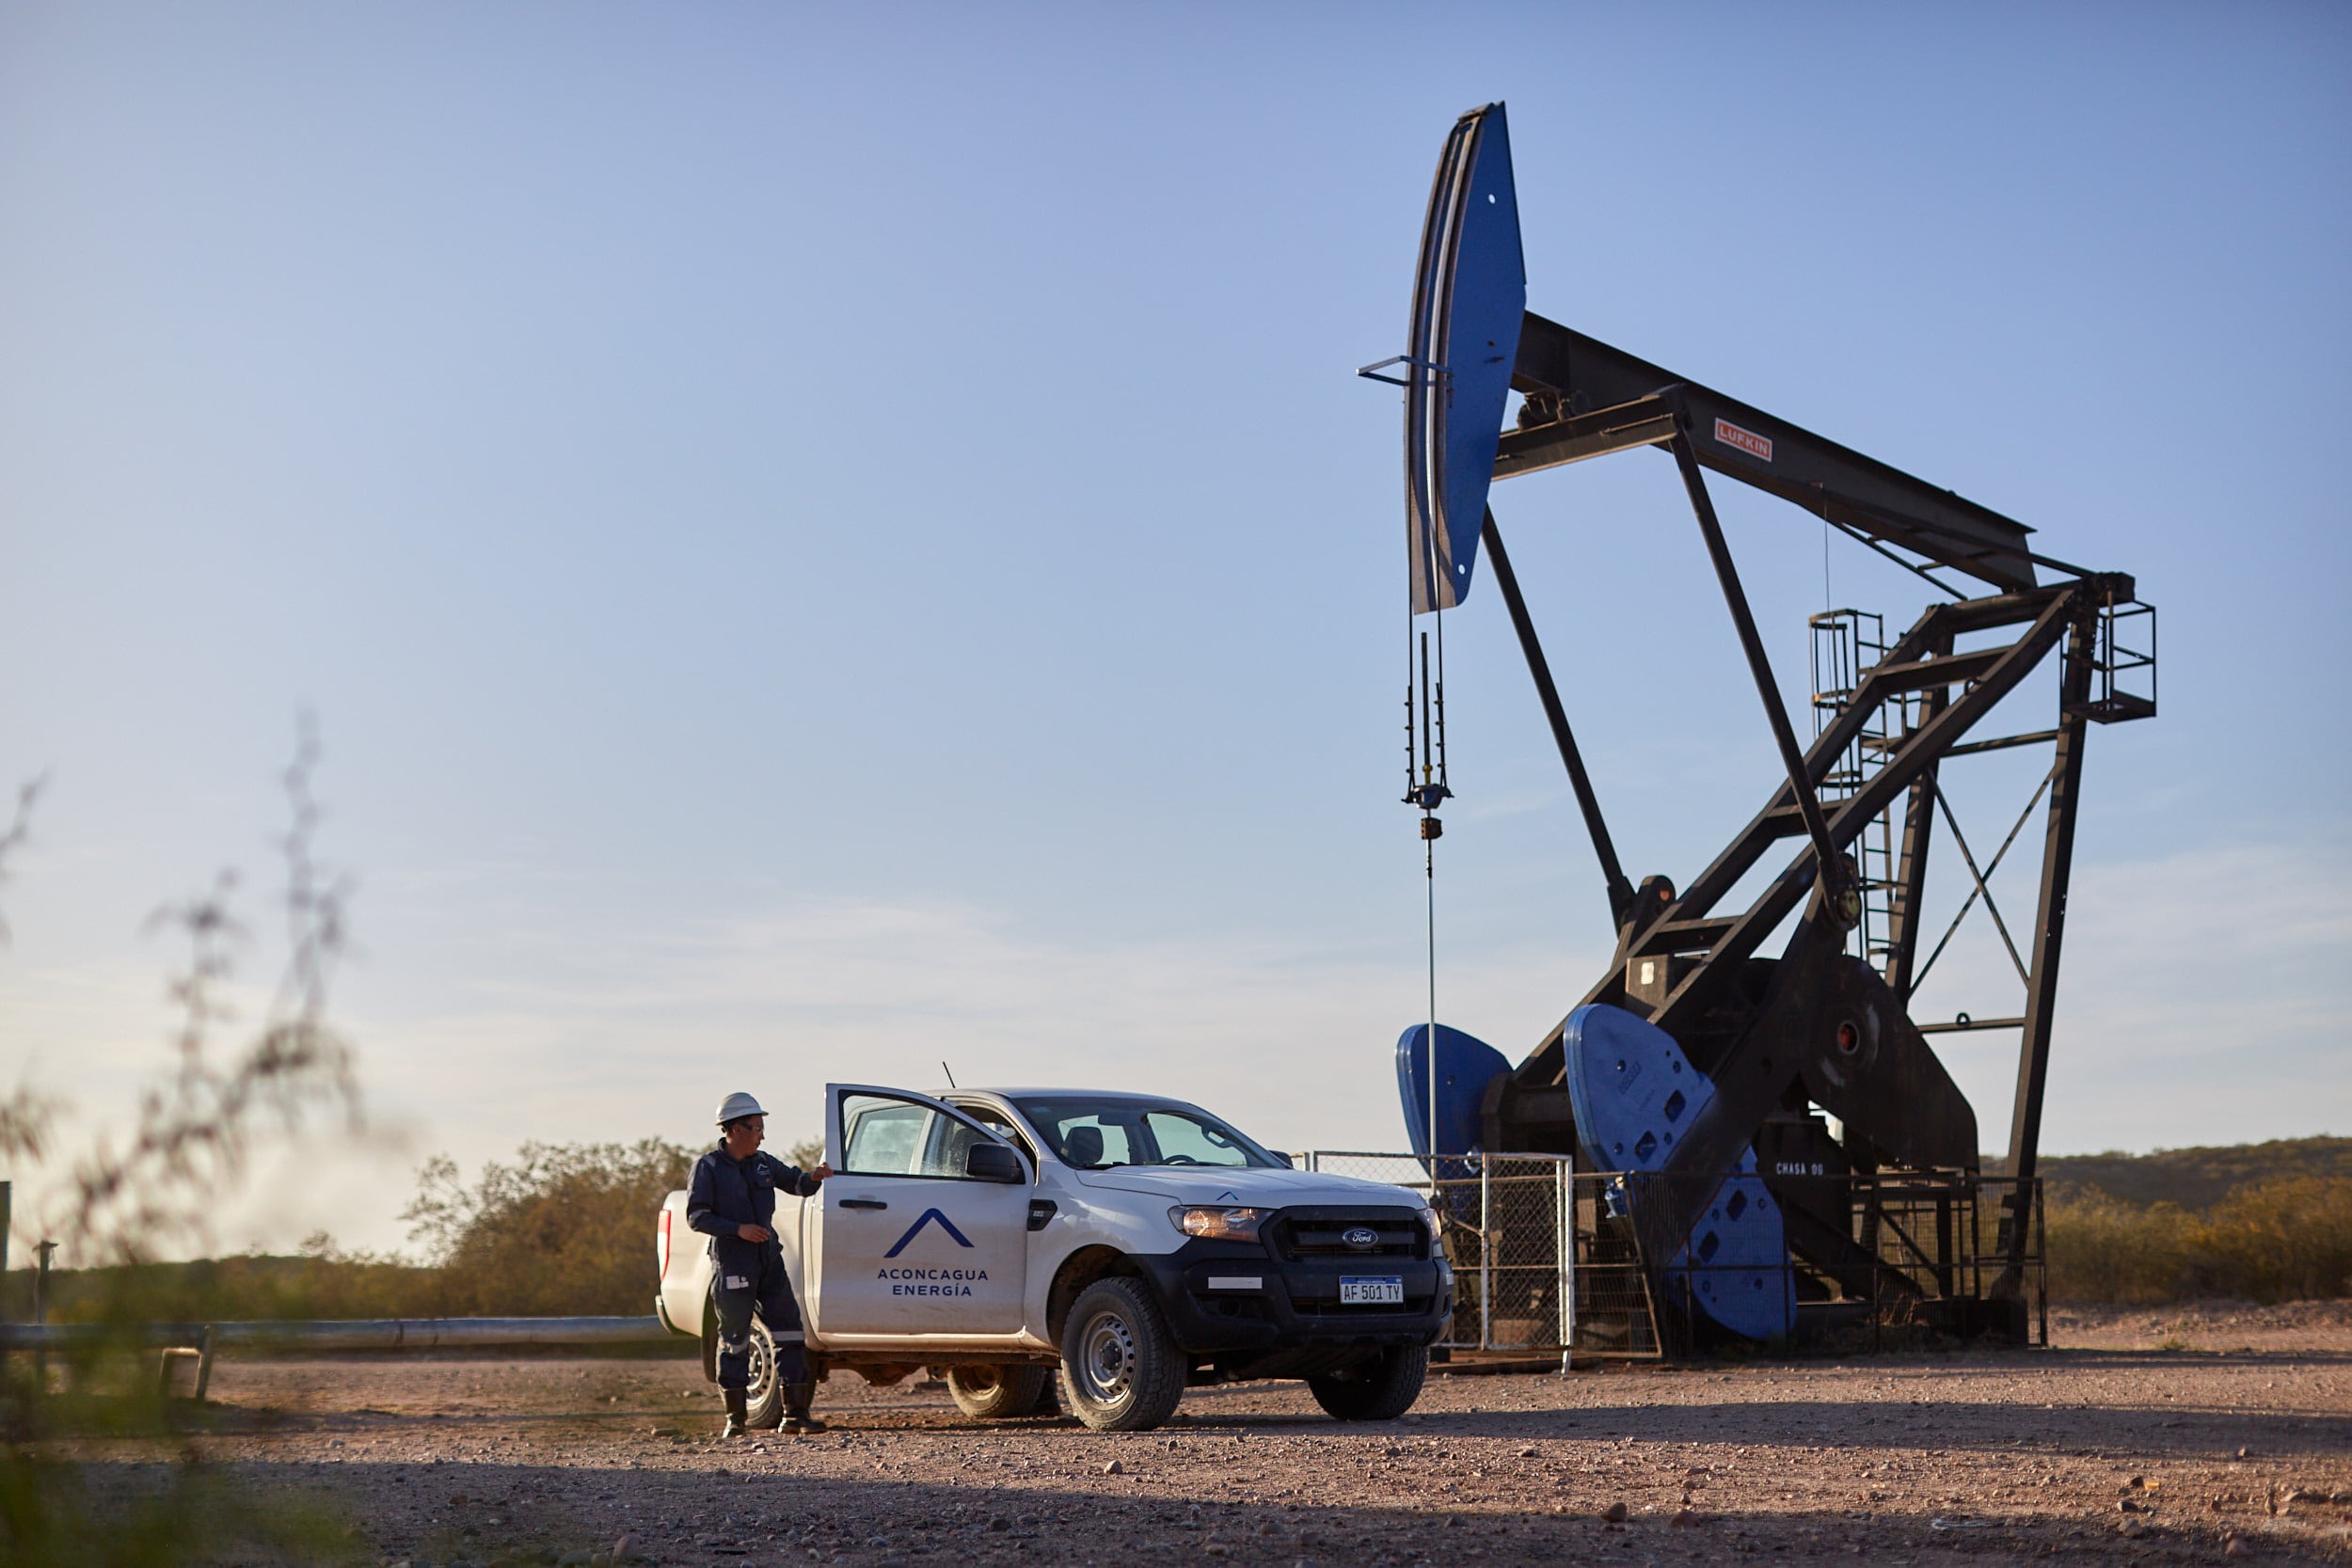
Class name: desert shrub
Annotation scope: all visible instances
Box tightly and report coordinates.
[2186,1176,2352,1302]
[1994,1137,2352,1210]
[31,1245,443,1324]
[19,1129,831,1324]
[2045,1176,2352,1304]
[0,731,360,1565]
[2044,1189,2194,1303]
[401,1139,696,1315]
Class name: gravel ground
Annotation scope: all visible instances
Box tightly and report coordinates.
[81,1302,2352,1567]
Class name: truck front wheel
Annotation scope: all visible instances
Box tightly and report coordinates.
[1306,1345,1428,1421]
[1057,1278,1184,1432]
[946,1364,1053,1420]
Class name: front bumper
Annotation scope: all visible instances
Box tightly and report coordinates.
[1136,1230,1452,1358]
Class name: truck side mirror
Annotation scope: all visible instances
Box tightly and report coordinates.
[1271,1151,1295,1168]
[964,1141,1025,1183]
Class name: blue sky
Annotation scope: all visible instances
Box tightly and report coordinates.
[1,4,2345,1255]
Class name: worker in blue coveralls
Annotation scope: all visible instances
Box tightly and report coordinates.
[688,1091,833,1437]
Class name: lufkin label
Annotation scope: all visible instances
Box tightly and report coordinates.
[878,1265,988,1298]
[1714,418,1772,462]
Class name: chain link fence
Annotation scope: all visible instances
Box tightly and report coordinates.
[1297,1153,2042,1359]
[1298,1152,1634,1359]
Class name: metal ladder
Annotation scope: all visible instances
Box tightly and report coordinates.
[1808,610,1916,979]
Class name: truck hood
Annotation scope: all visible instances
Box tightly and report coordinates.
[1068,1164,1423,1209]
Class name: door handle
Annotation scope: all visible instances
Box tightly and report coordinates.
[839,1198,888,1211]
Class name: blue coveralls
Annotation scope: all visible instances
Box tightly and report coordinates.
[687,1143,821,1391]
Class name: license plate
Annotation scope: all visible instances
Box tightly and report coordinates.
[1339,1275,1405,1306]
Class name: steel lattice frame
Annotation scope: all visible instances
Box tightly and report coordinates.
[1472,310,2153,1338]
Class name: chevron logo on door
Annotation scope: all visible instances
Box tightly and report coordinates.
[883,1208,975,1258]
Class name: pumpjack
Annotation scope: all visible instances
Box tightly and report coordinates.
[1369,103,2154,1346]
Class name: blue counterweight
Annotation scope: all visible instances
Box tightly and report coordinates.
[1563,1004,1794,1342]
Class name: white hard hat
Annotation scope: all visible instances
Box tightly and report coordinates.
[715,1091,766,1126]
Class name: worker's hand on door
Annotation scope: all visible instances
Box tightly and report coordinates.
[810,1163,833,1183]
[736,1223,771,1243]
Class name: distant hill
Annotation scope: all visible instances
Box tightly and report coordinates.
[1986,1136,2352,1209]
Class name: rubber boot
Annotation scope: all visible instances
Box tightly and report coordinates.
[782,1383,827,1434]
[721,1387,748,1439]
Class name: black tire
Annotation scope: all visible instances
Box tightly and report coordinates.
[946,1363,1053,1419]
[1306,1345,1428,1422]
[1057,1277,1185,1432]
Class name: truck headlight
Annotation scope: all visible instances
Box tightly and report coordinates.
[1417,1205,1441,1243]
[1170,1205,1266,1242]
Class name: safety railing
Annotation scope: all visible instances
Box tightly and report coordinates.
[0,1316,678,1400]
[1604,1168,2045,1353]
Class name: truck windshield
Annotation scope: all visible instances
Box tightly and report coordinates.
[1010,1098,1279,1170]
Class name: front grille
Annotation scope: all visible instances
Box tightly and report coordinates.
[1267,1208,1426,1261]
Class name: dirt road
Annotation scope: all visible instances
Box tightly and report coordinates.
[121,1303,2352,1565]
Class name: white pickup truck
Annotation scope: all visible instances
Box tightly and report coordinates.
[656,1083,1452,1432]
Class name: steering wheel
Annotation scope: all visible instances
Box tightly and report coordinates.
[1161,1154,1202,1165]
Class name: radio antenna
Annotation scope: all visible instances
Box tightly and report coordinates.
[940,1061,957,1087]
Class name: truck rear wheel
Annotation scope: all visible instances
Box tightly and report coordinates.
[706,1288,790,1438]
[724,1309,786,1431]
[946,1363,1053,1419]
[1306,1345,1428,1421]
[1057,1278,1184,1432]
